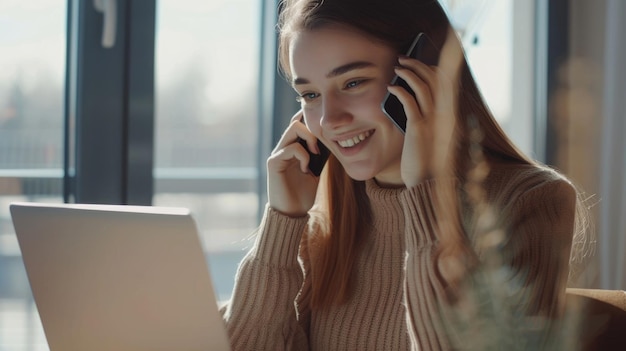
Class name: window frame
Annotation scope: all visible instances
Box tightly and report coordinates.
[68,0,156,205]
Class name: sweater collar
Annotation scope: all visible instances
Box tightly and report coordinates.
[365,179,406,235]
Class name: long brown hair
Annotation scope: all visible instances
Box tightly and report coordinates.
[277,0,587,309]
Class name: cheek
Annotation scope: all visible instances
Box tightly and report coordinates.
[347,85,387,110]
[353,88,394,122]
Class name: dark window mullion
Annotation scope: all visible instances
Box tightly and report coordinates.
[544,0,570,165]
[124,0,156,205]
[63,0,75,203]
[74,0,127,204]
[257,0,299,217]
[70,0,155,205]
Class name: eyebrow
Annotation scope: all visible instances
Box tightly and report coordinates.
[292,61,376,85]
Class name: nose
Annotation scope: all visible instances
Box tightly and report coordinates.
[320,92,352,130]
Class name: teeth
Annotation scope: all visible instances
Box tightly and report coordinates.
[338,131,371,148]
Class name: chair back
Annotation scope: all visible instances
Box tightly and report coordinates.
[565,288,626,350]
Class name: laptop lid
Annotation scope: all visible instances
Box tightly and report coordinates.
[10,202,231,351]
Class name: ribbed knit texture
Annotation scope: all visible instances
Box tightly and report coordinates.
[221,163,576,350]
[308,181,410,350]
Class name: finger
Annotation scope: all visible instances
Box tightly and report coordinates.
[397,56,437,85]
[297,136,322,159]
[269,142,311,174]
[273,118,319,155]
[290,109,304,123]
[393,66,435,116]
[387,84,424,123]
[293,119,322,155]
[290,109,322,154]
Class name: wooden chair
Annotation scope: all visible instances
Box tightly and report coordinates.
[565,288,626,350]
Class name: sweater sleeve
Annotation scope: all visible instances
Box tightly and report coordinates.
[498,178,576,317]
[403,178,576,350]
[462,177,577,349]
[220,205,310,351]
[400,176,576,350]
[400,178,459,350]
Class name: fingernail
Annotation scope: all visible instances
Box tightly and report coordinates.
[313,145,320,155]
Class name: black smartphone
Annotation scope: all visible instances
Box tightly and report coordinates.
[297,120,330,177]
[381,32,440,133]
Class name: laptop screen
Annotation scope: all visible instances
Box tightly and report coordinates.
[10,202,231,351]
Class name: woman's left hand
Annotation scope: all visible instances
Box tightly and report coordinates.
[388,29,475,298]
[387,29,464,188]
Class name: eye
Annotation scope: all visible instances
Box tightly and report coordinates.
[346,80,360,88]
[345,79,366,89]
[295,92,320,104]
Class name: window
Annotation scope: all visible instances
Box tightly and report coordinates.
[0,2,67,350]
[152,0,261,302]
[0,0,264,348]
[0,1,550,349]
[441,0,536,156]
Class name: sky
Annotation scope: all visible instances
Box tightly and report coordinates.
[0,1,66,94]
[154,0,259,118]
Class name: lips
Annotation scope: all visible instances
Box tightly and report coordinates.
[337,130,373,148]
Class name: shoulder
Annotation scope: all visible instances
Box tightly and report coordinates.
[473,162,578,256]
[482,162,576,210]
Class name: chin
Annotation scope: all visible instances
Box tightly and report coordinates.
[342,166,377,182]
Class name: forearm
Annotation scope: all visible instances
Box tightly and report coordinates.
[221,205,309,350]
[401,179,463,350]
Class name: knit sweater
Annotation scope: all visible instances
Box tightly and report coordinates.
[220,163,576,350]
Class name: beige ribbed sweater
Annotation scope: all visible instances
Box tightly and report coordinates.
[220,163,576,350]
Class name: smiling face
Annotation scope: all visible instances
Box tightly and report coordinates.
[289,25,405,186]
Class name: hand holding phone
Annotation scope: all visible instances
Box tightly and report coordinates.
[381,32,440,133]
[297,138,330,176]
[297,119,330,177]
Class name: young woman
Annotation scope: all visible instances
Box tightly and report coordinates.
[221,0,586,349]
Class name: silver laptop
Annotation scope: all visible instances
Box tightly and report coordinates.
[9,202,231,351]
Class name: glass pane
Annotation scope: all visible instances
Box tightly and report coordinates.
[441,0,534,155]
[153,0,261,302]
[0,1,67,350]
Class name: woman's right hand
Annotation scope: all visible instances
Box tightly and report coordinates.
[267,110,322,217]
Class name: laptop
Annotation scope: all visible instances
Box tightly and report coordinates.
[9,202,232,351]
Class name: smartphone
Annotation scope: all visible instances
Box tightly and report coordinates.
[381,32,440,133]
[297,119,330,176]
